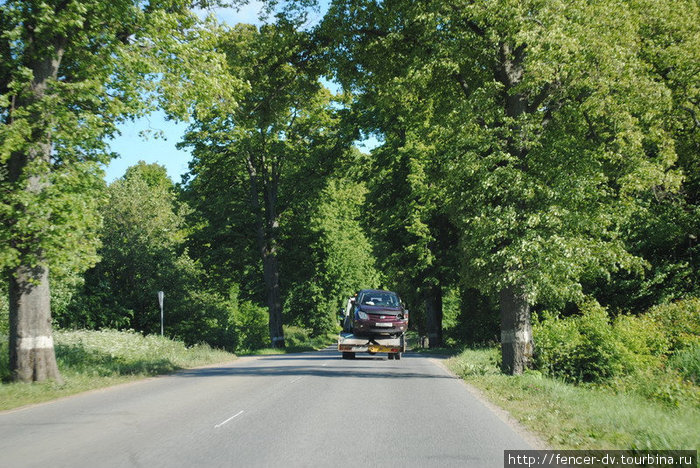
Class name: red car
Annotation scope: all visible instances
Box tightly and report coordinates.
[347,289,408,337]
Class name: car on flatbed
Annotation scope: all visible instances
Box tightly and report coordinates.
[344,289,408,337]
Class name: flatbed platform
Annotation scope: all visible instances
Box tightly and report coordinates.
[337,333,406,359]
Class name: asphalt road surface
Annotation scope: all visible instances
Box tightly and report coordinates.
[0,348,535,467]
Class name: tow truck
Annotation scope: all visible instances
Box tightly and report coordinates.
[338,332,406,360]
[337,293,407,360]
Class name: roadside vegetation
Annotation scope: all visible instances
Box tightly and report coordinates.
[446,298,700,450]
[0,324,335,411]
[236,326,337,356]
[0,329,236,411]
[448,348,699,451]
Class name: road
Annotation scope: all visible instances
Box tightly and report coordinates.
[0,348,535,467]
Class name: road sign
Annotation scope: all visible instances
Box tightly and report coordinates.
[158,291,164,336]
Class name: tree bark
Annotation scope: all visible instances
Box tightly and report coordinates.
[499,284,533,375]
[9,264,63,383]
[262,246,284,348]
[246,155,285,348]
[494,41,538,375]
[424,283,443,348]
[6,40,66,383]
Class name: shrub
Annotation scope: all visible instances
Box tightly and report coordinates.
[533,301,664,383]
[668,343,700,385]
[533,310,583,380]
[647,298,700,351]
[613,314,669,372]
[233,300,269,352]
[573,302,626,382]
[283,325,312,348]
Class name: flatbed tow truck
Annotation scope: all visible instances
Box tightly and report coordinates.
[338,332,406,360]
[337,295,406,360]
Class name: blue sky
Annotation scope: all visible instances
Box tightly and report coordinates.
[105,1,344,184]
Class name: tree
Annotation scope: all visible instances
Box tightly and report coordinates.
[0,0,234,381]
[587,0,700,312]
[320,0,680,372]
[182,20,351,347]
[62,162,235,349]
[284,148,381,334]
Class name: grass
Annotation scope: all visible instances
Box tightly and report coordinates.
[447,347,700,451]
[0,329,237,411]
[237,329,337,356]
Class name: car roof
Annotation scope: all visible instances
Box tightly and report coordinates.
[358,289,397,295]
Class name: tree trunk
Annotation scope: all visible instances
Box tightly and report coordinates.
[424,283,443,348]
[262,249,284,348]
[9,264,63,383]
[495,42,536,375]
[499,284,533,375]
[246,156,285,349]
[7,44,66,383]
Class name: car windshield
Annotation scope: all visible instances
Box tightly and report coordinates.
[360,292,399,307]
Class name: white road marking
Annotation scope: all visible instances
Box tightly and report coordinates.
[290,376,303,384]
[214,410,244,428]
[321,363,328,367]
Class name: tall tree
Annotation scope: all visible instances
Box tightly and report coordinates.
[62,162,234,348]
[182,20,349,347]
[0,0,233,381]
[320,0,680,372]
[283,148,381,334]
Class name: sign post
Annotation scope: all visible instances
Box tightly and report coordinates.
[158,291,164,336]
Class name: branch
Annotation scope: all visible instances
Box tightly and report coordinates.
[528,82,552,112]
[455,73,472,100]
[681,105,700,129]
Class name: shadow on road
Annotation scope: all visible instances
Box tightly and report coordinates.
[174,350,455,381]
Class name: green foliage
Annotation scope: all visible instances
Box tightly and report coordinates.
[0,0,232,274]
[232,299,269,352]
[284,172,380,335]
[668,344,700,385]
[282,325,336,351]
[448,347,700,450]
[1,329,237,410]
[182,20,369,341]
[0,332,7,381]
[61,163,234,349]
[533,301,669,383]
[646,298,700,351]
[534,297,700,406]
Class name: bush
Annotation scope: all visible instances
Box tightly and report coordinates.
[668,343,700,385]
[534,301,665,383]
[233,300,269,352]
[613,314,669,371]
[283,325,312,347]
[616,366,700,407]
[284,282,337,336]
[647,298,700,351]
[533,310,583,380]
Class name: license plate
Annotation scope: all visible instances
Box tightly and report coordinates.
[374,323,392,327]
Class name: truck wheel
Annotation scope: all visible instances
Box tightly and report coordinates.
[395,353,401,360]
[342,352,355,359]
[388,353,394,360]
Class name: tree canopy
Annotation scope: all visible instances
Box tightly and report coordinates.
[2,0,698,378]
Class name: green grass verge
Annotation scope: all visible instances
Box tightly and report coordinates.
[447,348,700,451]
[237,330,337,356]
[0,329,236,411]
